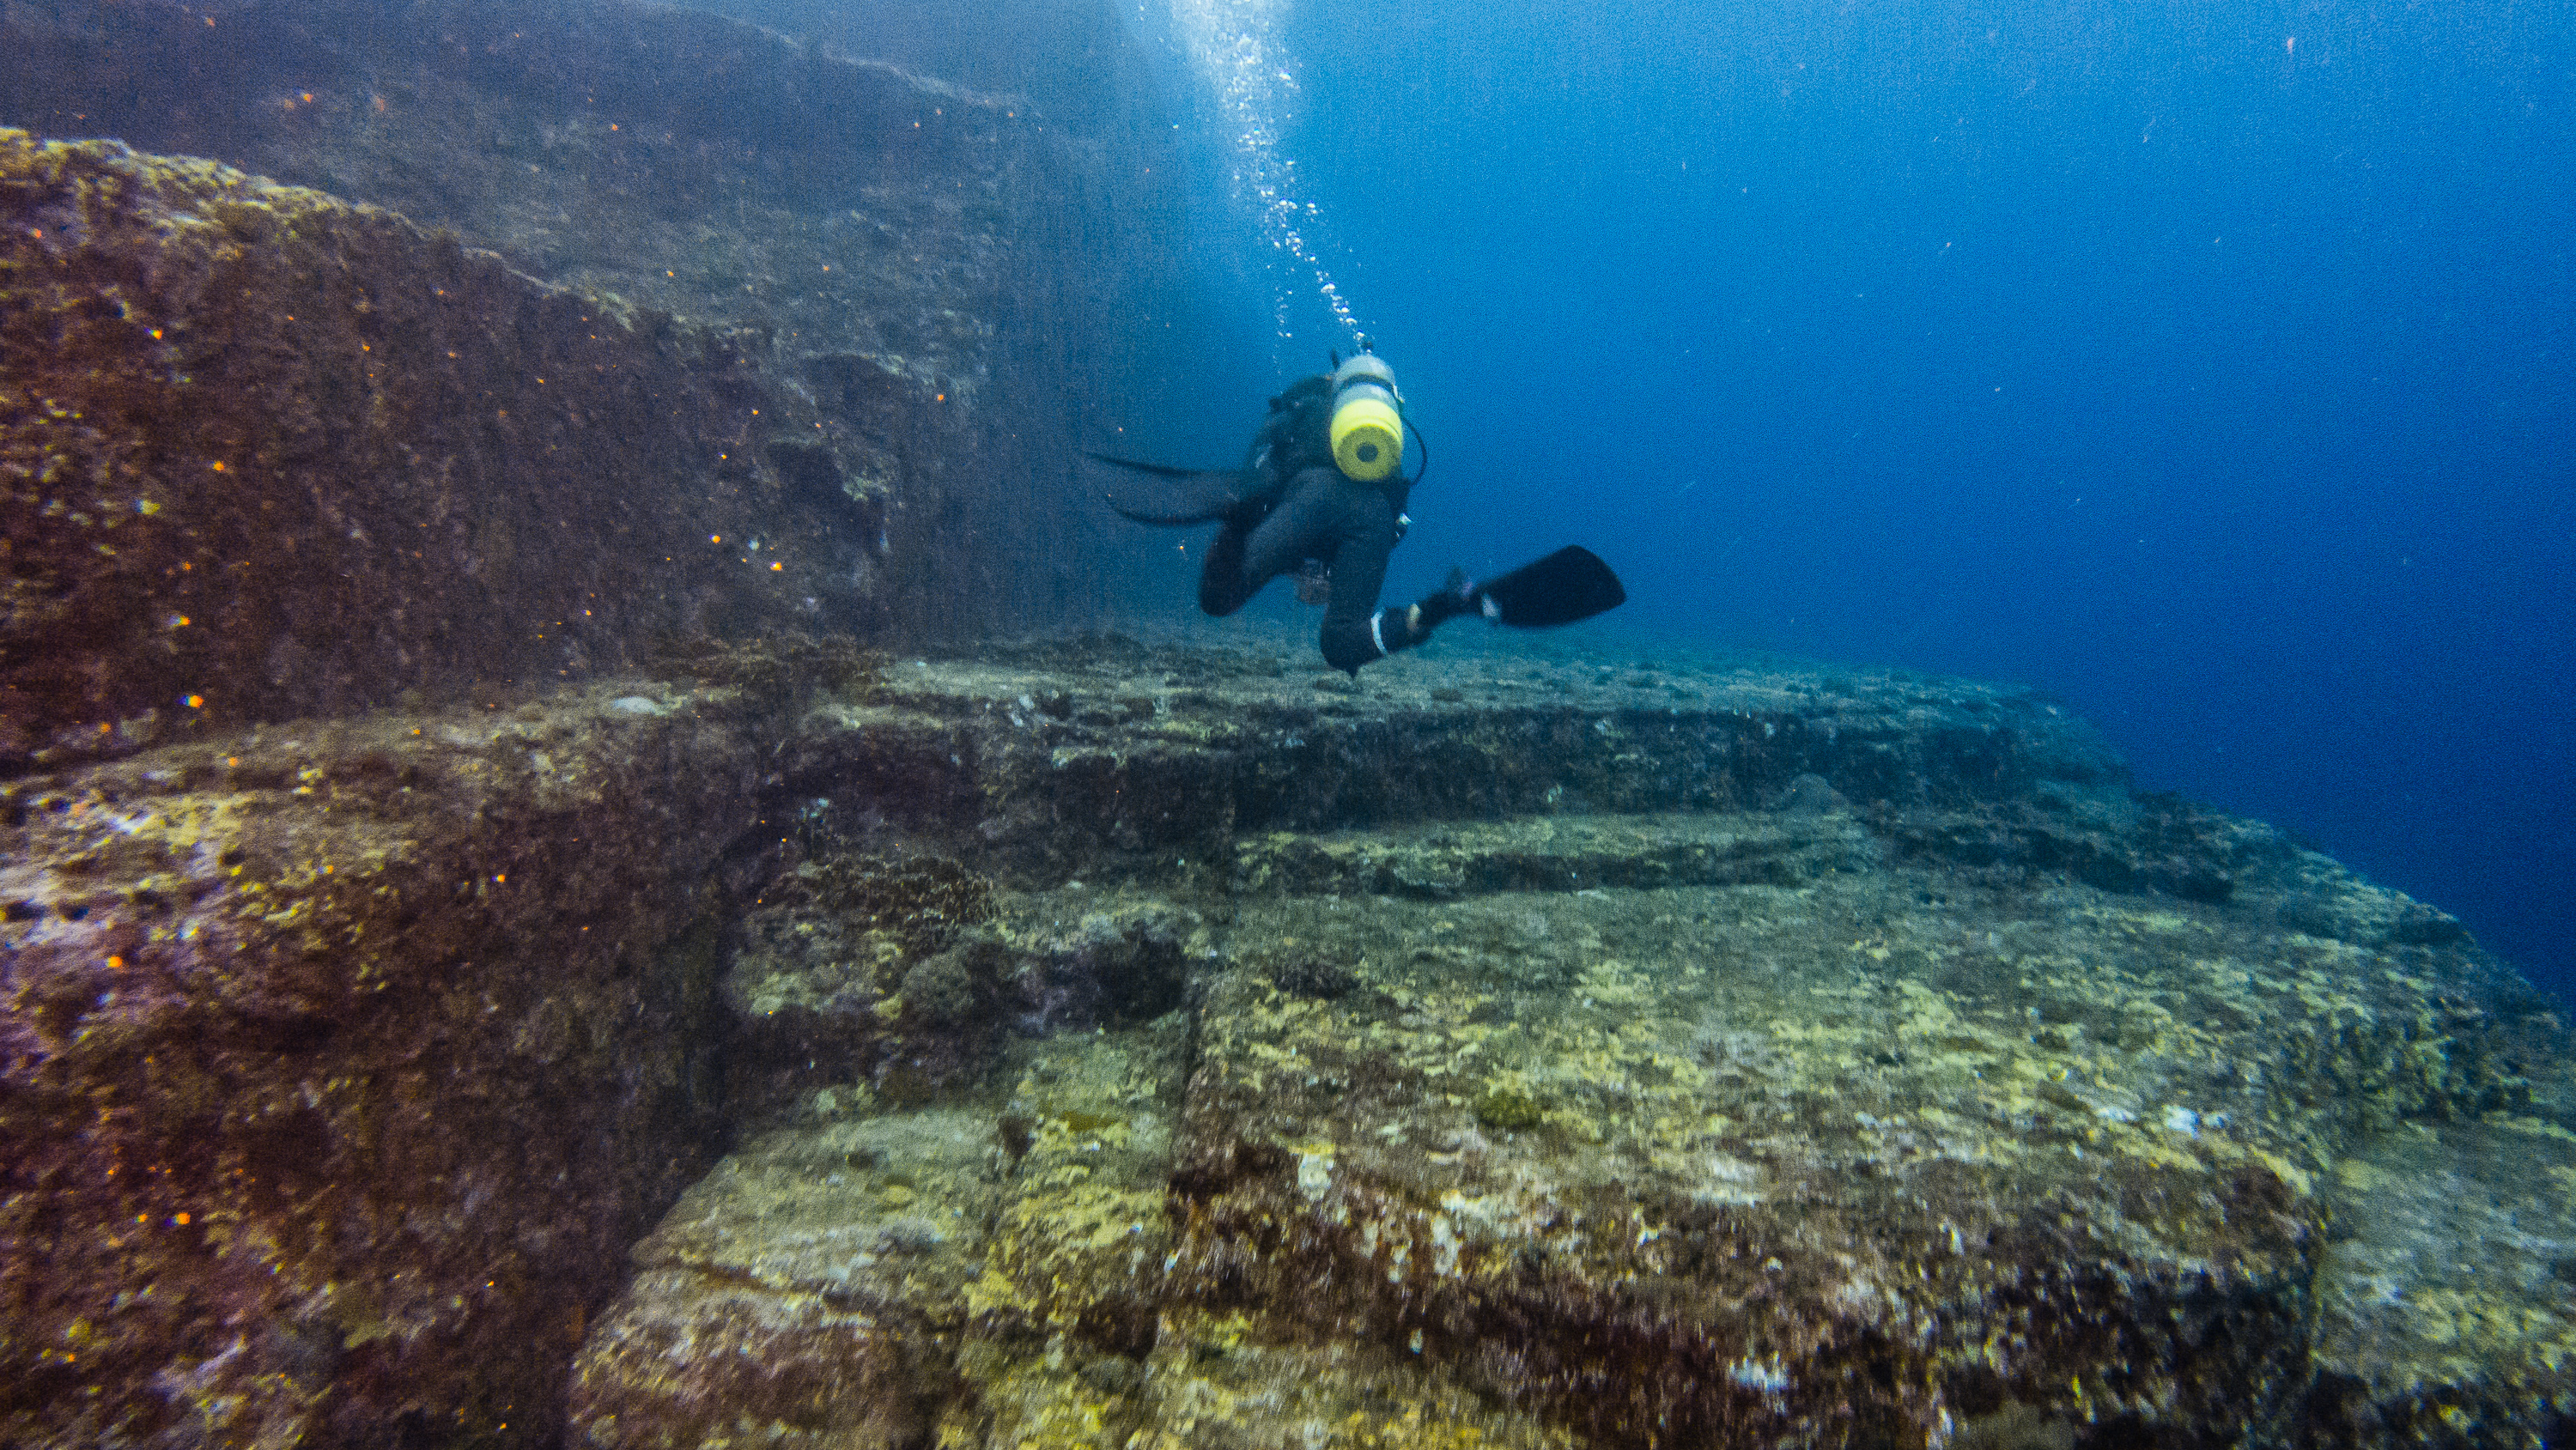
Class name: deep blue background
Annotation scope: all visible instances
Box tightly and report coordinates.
[1136,0,2575,992]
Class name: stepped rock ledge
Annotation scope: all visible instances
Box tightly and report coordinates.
[3,0,2569,1441]
[3,634,2569,1448]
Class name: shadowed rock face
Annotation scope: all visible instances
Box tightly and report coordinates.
[0,680,762,1447]
[0,131,901,767]
[2,0,1174,770]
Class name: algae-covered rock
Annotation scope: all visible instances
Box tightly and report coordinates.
[720,847,1205,1115]
[0,683,764,1447]
[0,128,884,767]
[6,640,2568,1447]
[2,0,1173,735]
[590,641,2572,1448]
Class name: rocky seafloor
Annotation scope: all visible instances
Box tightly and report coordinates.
[3,633,2568,1448]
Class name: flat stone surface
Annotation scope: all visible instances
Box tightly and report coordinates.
[601,640,2570,1448]
[1173,871,2387,1444]
[5,637,2567,1447]
[2306,1116,2576,1443]
[1230,809,1883,897]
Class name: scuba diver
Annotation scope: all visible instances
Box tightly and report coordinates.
[1092,342,1625,673]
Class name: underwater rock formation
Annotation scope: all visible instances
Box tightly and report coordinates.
[2,5,2569,1442]
[0,130,903,769]
[12,636,2554,1447]
[2,0,1167,769]
[0,678,768,1445]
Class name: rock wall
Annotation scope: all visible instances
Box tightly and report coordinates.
[1,0,1175,770]
[0,678,771,1445]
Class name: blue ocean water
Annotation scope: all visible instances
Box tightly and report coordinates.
[1127,0,2575,996]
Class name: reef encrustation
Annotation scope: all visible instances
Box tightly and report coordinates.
[9,636,2551,1447]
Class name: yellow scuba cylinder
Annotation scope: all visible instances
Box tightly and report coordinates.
[1328,351,1405,482]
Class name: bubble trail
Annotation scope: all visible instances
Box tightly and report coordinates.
[1167,0,1363,343]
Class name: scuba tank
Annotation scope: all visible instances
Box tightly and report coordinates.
[1327,343,1404,482]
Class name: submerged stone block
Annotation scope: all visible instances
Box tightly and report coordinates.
[0,682,762,1447]
[1175,879,2334,1445]
[4,639,2566,1447]
[0,130,885,767]
[2,0,1174,725]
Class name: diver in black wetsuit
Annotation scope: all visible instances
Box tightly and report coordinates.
[1094,343,1625,673]
[1196,364,1482,673]
[1098,348,1480,674]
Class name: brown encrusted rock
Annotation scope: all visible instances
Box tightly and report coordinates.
[570,1024,1194,1450]
[720,861,1201,1118]
[0,129,902,768]
[0,683,760,1447]
[568,1268,951,1450]
[1171,873,2347,1447]
[562,643,2573,1448]
[2,0,1182,735]
[570,1107,1003,1450]
[8,640,2569,1447]
[781,640,2138,888]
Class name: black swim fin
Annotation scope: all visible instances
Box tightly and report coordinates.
[1087,452,1259,526]
[1476,546,1626,628]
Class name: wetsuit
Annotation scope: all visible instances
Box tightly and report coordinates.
[1195,375,1439,674]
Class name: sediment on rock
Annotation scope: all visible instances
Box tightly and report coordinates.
[0,129,906,767]
[3,639,2566,1448]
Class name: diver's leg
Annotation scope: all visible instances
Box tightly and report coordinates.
[1315,488,1405,674]
[1203,469,1334,616]
[1196,520,1256,616]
